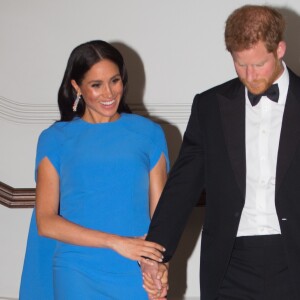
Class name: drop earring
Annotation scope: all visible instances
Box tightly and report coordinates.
[73,93,81,112]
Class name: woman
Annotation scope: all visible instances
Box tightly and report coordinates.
[20,40,169,299]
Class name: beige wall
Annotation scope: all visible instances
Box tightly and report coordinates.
[1,0,300,299]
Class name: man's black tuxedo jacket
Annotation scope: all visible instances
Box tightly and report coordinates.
[147,68,300,299]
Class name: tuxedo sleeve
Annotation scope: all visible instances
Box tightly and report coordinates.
[146,94,205,262]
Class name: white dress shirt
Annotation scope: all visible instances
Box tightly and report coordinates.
[237,62,289,237]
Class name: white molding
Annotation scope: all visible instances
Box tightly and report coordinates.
[0,96,58,124]
[0,96,191,125]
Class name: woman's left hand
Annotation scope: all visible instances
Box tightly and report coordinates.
[110,235,165,262]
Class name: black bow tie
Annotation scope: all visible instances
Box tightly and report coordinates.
[248,84,279,106]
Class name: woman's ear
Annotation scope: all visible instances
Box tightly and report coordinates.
[71,79,80,94]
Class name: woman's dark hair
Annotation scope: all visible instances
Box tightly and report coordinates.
[58,40,131,121]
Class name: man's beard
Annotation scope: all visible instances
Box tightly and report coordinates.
[241,58,283,95]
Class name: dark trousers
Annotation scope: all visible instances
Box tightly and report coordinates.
[218,234,296,300]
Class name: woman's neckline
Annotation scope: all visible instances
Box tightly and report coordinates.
[78,113,125,125]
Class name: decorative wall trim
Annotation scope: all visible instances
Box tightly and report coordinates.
[0,96,59,124]
[0,96,191,125]
[0,181,35,208]
[0,180,205,208]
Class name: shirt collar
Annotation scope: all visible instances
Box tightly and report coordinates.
[274,61,289,105]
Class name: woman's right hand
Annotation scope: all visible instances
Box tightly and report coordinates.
[110,235,165,262]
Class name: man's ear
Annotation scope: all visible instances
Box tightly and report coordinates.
[277,41,286,60]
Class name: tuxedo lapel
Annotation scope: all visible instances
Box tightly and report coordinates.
[218,80,246,199]
[276,71,300,193]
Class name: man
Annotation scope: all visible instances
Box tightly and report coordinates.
[142,5,300,300]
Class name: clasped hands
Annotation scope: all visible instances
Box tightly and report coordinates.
[140,259,169,299]
[111,234,168,298]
